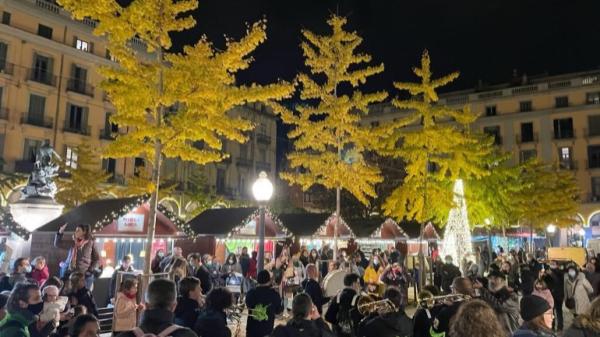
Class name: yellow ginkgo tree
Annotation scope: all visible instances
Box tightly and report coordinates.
[272,15,387,257]
[58,0,294,273]
[376,50,494,237]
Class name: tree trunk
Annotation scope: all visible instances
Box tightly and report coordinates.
[334,186,340,261]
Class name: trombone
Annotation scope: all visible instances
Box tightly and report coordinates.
[357,293,397,316]
[418,294,471,309]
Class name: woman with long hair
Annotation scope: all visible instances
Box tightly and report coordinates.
[563,297,600,337]
[449,299,507,337]
[363,254,384,295]
[55,224,99,290]
[511,295,556,337]
[167,257,188,286]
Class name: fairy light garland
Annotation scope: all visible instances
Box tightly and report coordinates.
[228,207,290,238]
[156,204,195,238]
[441,180,473,266]
[1,210,30,240]
[315,213,354,238]
[91,195,149,233]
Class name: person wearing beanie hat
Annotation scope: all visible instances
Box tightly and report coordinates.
[245,270,283,337]
[512,295,556,337]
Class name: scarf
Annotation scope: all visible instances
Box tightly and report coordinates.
[69,238,88,270]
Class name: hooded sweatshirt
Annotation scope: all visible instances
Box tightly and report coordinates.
[357,310,413,337]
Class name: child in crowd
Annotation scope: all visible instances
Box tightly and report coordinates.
[68,272,98,317]
[114,278,144,333]
[31,256,49,287]
[40,285,69,326]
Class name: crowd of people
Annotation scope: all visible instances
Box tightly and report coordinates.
[0,223,598,337]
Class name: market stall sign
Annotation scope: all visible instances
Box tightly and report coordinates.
[117,213,145,232]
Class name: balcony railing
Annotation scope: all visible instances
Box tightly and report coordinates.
[67,79,94,97]
[0,61,14,75]
[63,123,91,136]
[515,132,539,144]
[236,157,252,167]
[27,69,56,86]
[256,161,271,172]
[583,128,600,139]
[20,113,53,128]
[558,160,577,171]
[35,0,60,14]
[99,128,115,140]
[0,108,8,120]
[588,194,600,203]
[256,133,271,144]
[552,129,576,140]
[14,160,34,174]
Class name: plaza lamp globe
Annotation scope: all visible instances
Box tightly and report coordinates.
[252,171,273,272]
[546,224,557,234]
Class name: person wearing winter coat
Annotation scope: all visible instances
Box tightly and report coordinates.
[476,270,521,335]
[239,247,251,277]
[564,265,594,316]
[109,255,135,301]
[30,257,49,287]
[563,297,600,337]
[194,287,233,337]
[245,270,283,337]
[430,277,474,337]
[113,278,143,333]
[174,277,205,329]
[0,282,44,337]
[532,278,554,315]
[272,293,333,337]
[547,261,565,331]
[363,256,384,295]
[511,295,556,337]
[301,264,328,314]
[324,273,363,337]
[0,258,30,292]
[54,224,99,290]
[357,286,413,337]
[68,272,98,318]
[584,262,600,298]
[440,256,461,294]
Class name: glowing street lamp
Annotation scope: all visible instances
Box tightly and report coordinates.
[546,224,557,234]
[252,171,273,272]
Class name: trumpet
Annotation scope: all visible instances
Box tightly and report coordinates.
[418,294,471,309]
[357,293,397,316]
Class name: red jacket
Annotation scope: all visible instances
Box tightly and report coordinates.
[31,265,49,286]
[248,258,257,279]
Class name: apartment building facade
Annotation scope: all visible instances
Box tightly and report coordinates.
[365,70,600,228]
[0,0,276,215]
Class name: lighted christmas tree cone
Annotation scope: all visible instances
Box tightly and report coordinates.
[441,179,473,271]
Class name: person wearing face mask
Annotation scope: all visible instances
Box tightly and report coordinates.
[0,258,31,292]
[109,255,135,302]
[0,282,44,337]
[188,254,212,295]
[564,264,594,318]
[475,270,520,335]
[440,255,461,294]
[55,224,99,291]
[512,295,556,337]
[151,249,165,274]
[203,254,221,288]
[364,255,384,296]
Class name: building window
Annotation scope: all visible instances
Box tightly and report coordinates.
[239,143,248,159]
[104,112,118,133]
[259,148,267,162]
[1,12,10,25]
[587,92,600,105]
[370,121,380,127]
[592,177,600,200]
[519,101,532,112]
[66,104,87,132]
[75,38,89,52]
[559,147,573,169]
[589,145,600,169]
[134,157,144,176]
[37,24,53,39]
[588,115,600,137]
[553,118,574,139]
[521,122,534,143]
[555,96,569,108]
[31,54,54,85]
[27,94,46,126]
[65,146,78,170]
[216,169,225,194]
[102,158,116,176]
[485,105,497,117]
[0,42,7,73]
[23,139,42,162]
[483,125,502,145]
[520,149,537,163]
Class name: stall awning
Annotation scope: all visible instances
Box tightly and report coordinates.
[401,221,441,241]
[187,207,290,238]
[37,196,187,238]
[315,214,354,238]
[278,213,330,237]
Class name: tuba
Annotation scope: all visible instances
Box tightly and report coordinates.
[357,293,397,316]
[418,294,471,309]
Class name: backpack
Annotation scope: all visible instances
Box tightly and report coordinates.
[335,292,359,337]
[132,325,183,337]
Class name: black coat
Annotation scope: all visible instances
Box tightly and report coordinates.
[194,309,230,337]
[440,264,461,294]
[324,288,362,336]
[174,297,201,329]
[117,308,197,337]
[357,311,413,337]
[272,318,334,337]
[548,268,565,299]
[195,265,212,295]
[245,285,283,337]
[70,287,98,317]
[301,279,327,314]
[412,306,443,337]
[430,301,463,337]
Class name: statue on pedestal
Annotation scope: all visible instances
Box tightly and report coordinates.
[21,141,61,199]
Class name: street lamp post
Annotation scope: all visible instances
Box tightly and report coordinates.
[252,171,273,272]
[546,224,556,247]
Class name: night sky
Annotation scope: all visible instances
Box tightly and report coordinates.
[169,0,600,93]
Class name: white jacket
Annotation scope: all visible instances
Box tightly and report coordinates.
[564,272,594,314]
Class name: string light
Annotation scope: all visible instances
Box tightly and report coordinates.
[227,207,290,238]
[441,180,473,267]
[315,213,355,238]
[1,210,31,240]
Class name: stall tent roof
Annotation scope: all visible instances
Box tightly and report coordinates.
[37,196,184,236]
[278,213,330,237]
[348,218,409,239]
[187,207,290,238]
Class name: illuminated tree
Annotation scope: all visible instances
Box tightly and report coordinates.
[58,0,294,273]
[377,50,493,228]
[272,15,387,257]
[56,144,113,210]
